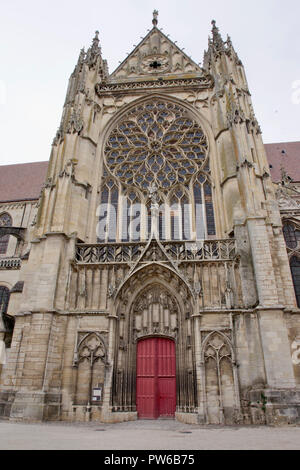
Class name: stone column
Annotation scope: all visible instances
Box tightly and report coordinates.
[193,312,206,423]
[101,312,117,421]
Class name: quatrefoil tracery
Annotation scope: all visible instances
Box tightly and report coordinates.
[104,100,209,195]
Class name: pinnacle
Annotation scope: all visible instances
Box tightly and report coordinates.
[92,30,100,45]
[152,9,158,27]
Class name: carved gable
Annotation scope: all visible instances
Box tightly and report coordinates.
[110,27,202,81]
[276,184,300,210]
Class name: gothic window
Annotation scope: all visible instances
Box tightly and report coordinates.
[204,181,216,236]
[290,256,300,308]
[0,286,10,315]
[283,222,300,307]
[170,196,180,240]
[0,286,14,348]
[283,223,300,249]
[97,181,119,242]
[0,213,12,255]
[169,189,190,240]
[193,174,216,238]
[126,191,141,241]
[147,202,152,239]
[100,99,216,242]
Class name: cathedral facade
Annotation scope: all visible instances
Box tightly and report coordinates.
[1,14,300,425]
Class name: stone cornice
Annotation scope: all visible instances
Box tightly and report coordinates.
[95,76,214,97]
[15,309,109,317]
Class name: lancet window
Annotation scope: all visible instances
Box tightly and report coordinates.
[0,213,12,255]
[0,286,10,316]
[283,223,300,250]
[283,222,300,307]
[97,180,119,242]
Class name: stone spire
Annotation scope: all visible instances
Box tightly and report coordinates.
[211,20,225,53]
[203,20,243,71]
[84,30,109,79]
[152,9,158,27]
[92,30,101,51]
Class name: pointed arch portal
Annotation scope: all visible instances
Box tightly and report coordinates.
[111,266,197,416]
[136,337,176,419]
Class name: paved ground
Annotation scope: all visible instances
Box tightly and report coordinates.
[0,419,300,450]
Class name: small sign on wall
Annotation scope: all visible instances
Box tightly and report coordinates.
[92,385,103,402]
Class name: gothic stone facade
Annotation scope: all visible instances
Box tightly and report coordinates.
[1,17,300,425]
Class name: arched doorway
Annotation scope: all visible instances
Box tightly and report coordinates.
[136,337,176,419]
[111,267,198,416]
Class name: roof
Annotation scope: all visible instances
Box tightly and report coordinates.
[265,141,300,183]
[0,161,48,203]
[0,141,299,203]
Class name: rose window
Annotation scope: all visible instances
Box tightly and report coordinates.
[104,100,208,195]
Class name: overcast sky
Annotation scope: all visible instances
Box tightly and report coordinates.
[0,0,299,166]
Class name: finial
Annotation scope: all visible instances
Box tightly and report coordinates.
[227,34,232,47]
[152,9,158,26]
[211,19,218,33]
[92,30,100,45]
[86,29,102,67]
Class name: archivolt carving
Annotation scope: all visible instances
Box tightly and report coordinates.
[114,262,194,310]
[131,285,179,341]
[112,277,197,413]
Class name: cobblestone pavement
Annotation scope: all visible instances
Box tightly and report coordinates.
[0,419,300,450]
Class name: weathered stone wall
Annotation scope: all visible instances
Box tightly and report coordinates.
[1,21,300,426]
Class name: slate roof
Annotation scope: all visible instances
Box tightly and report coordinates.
[264,141,300,183]
[0,161,48,202]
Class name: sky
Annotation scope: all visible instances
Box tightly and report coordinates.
[0,0,299,166]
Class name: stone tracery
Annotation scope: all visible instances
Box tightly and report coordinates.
[104,100,209,196]
[99,99,216,241]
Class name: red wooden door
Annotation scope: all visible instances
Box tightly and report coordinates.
[136,337,176,419]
